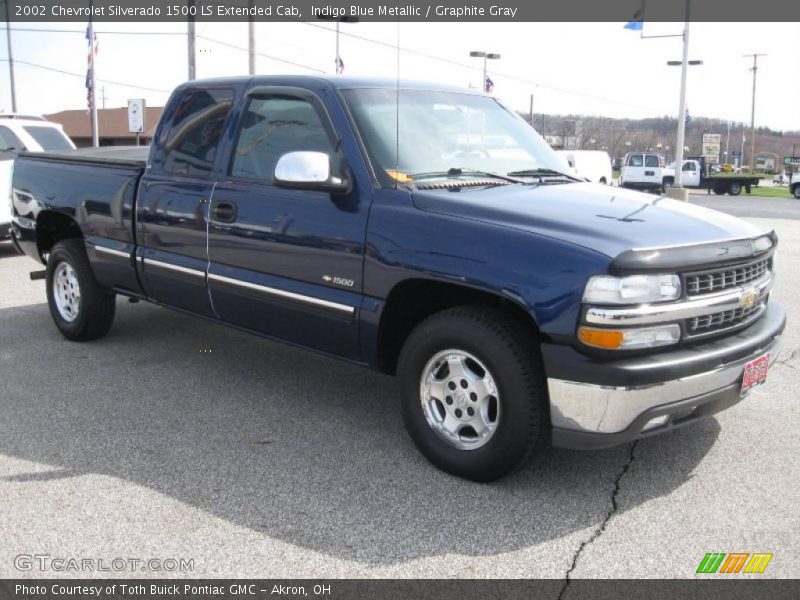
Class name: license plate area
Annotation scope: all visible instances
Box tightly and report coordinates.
[741,352,771,396]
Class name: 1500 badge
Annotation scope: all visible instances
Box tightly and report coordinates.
[322,275,355,288]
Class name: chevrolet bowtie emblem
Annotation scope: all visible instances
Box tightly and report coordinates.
[739,287,759,310]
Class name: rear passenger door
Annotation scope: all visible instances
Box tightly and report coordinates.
[136,86,235,316]
[642,154,662,187]
[206,87,369,359]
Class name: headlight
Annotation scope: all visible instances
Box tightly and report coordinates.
[583,274,681,305]
[578,324,681,350]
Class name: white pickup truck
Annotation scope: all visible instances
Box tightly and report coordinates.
[1,115,76,240]
[620,152,760,196]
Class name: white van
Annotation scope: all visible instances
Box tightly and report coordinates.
[0,115,76,239]
[555,150,612,184]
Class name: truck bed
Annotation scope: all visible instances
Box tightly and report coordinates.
[21,145,149,167]
[11,146,146,299]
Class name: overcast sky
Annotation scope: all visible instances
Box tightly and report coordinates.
[1,21,799,131]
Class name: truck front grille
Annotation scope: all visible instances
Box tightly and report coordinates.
[685,257,771,296]
[686,302,765,335]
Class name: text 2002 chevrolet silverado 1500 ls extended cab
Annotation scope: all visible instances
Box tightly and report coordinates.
[10,76,785,481]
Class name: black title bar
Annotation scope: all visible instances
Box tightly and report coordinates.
[2,0,800,22]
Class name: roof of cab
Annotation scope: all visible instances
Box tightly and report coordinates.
[175,74,483,95]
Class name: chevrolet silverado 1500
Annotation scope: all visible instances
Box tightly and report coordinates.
[10,76,785,481]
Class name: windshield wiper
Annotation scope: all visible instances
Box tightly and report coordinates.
[409,167,525,184]
[507,168,580,181]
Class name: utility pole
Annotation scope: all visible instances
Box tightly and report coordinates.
[529,94,534,127]
[100,86,107,109]
[5,0,17,112]
[248,0,255,75]
[187,0,196,80]
[724,120,731,165]
[672,1,691,190]
[744,53,766,171]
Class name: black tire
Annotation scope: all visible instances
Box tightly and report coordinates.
[729,182,742,196]
[713,185,726,195]
[46,239,116,341]
[793,185,800,200]
[661,178,673,194]
[397,306,546,482]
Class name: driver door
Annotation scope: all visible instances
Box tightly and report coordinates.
[682,160,701,187]
[207,88,369,359]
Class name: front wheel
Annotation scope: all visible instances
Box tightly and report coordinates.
[46,239,116,341]
[661,178,673,194]
[397,307,546,482]
[793,185,800,199]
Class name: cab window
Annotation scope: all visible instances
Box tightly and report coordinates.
[230,95,334,183]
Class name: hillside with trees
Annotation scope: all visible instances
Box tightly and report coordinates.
[527,112,800,166]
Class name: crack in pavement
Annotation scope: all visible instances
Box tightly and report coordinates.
[773,348,800,371]
[557,441,638,600]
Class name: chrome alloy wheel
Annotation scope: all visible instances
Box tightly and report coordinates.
[419,349,501,450]
[53,261,81,322]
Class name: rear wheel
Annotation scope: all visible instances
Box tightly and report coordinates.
[793,185,800,199]
[729,182,742,196]
[661,178,673,194]
[397,307,545,482]
[46,239,116,341]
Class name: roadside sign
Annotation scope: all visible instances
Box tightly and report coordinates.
[127,99,146,133]
[731,150,742,158]
[702,133,721,163]
[784,156,800,166]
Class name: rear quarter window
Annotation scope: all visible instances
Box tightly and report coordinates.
[153,88,234,179]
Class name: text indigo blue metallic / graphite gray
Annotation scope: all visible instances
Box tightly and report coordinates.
[10,76,785,481]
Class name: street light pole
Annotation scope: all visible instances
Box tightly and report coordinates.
[469,51,500,91]
[673,15,690,188]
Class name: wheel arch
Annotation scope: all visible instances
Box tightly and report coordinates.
[35,210,84,262]
[375,278,542,375]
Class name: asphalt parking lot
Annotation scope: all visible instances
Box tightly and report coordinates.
[1,195,799,582]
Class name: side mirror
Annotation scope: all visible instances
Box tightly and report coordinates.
[274,151,351,194]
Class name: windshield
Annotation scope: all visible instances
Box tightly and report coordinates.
[23,126,75,151]
[342,88,567,186]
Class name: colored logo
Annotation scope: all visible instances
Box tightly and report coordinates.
[696,552,773,574]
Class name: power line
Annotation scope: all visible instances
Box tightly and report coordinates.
[0,58,173,93]
[197,34,325,73]
[7,22,654,111]
[299,21,656,111]
[7,27,185,36]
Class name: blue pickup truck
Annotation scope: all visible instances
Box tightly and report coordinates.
[10,76,785,481]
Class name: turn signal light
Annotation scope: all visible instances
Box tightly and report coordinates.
[578,327,624,349]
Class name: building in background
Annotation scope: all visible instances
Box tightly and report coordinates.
[46,106,164,147]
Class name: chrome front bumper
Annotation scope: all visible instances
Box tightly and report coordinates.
[545,303,785,450]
